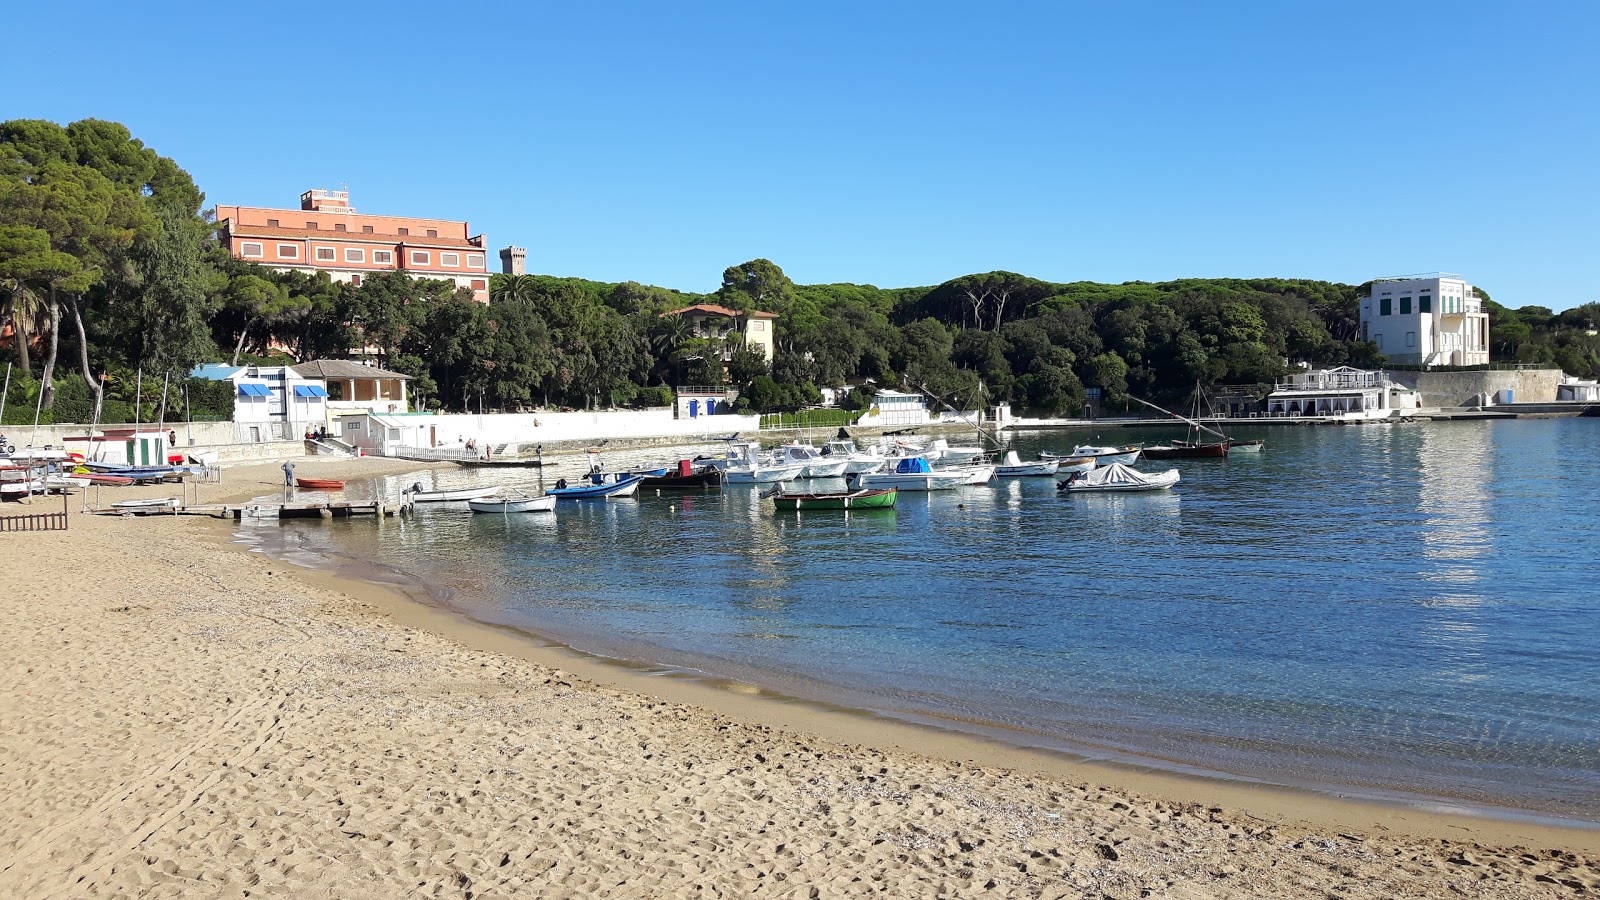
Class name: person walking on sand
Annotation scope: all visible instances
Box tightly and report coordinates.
[282,460,296,487]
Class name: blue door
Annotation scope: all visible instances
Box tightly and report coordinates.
[688,400,699,418]
[705,399,717,415]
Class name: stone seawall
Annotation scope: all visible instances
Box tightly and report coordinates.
[1388,368,1563,408]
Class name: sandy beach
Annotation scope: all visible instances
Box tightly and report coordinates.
[1,458,1596,898]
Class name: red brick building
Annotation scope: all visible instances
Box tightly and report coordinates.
[215,189,491,303]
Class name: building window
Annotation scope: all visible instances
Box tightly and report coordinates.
[362,225,374,234]
[306,221,318,229]
[470,279,486,291]
[266,218,279,227]
[372,250,393,264]
[1380,298,1392,316]
[441,252,460,266]
[466,253,484,268]
[1400,297,1412,314]
[277,244,299,259]
[335,223,347,232]
[351,274,362,286]
[410,250,430,266]
[1406,332,1416,347]
[315,247,336,262]
[398,227,409,236]
[240,242,264,258]
[1374,333,1383,349]
[1419,296,1431,313]
[345,248,365,263]
[750,321,764,332]
[426,229,438,237]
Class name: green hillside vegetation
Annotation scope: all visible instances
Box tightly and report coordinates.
[3,118,1597,425]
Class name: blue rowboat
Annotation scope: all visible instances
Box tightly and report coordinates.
[546,473,644,500]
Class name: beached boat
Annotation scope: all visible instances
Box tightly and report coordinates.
[468,493,557,514]
[547,473,644,499]
[76,472,136,486]
[294,477,346,490]
[847,456,973,491]
[406,485,501,503]
[1058,462,1180,493]
[769,487,898,511]
[110,497,181,509]
[995,450,1059,477]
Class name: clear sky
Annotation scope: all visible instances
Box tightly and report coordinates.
[8,1,1597,308]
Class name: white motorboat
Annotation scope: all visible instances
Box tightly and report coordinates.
[406,484,501,503]
[847,457,974,491]
[924,438,989,465]
[725,463,805,484]
[995,451,1059,477]
[820,439,887,474]
[770,443,850,478]
[468,493,556,514]
[1046,444,1142,466]
[1058,462,1179,493]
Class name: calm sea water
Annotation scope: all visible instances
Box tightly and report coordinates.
[249,419,1600,824]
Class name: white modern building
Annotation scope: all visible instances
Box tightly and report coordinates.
[1359,273,1490,366]
[190,363,330,441]
[1264,366,1419,419]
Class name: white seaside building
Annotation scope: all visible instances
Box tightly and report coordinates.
[1359,273,1490,366]
[1264,366,1419,419]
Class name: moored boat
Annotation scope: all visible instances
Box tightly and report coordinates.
[1230,439,1265,453]
[639,461,723,488]
[294,477,346,490]
[468,493,557,513]
[847,456,973,491]
[1141,440,1229,459]
[770,443,850,478]
[1058,462,1180,493]
[769,487,898,511]
[995,450,1059,477]
[547,473,644,499]
[1062,445,1143,466]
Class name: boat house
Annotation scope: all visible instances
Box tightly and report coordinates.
[1263,367,1418,419]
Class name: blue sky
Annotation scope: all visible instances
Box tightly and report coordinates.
[8,1,1597,308]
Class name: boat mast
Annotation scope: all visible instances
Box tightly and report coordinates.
[1130,394,1231,441]
[916,383,1002,449]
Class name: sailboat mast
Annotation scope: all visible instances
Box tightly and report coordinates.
[1131,395,1230,441]
[917,383,1001,449]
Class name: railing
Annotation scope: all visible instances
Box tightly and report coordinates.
[0,490,68,532]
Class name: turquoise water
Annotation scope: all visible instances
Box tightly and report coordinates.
[252,419,1600,824]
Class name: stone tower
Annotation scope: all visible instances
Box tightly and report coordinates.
[500,246,526,276]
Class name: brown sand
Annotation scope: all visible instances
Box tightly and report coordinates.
[1,459,1596,898]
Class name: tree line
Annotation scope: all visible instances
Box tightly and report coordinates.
[4,118,1596,427]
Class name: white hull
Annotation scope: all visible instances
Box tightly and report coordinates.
[848,471,971,491]
[800,459,850,478]
[996,461,1059,477]
[724,464,804,484]
[469,495,556,513]
[840,457,886,474]
[1060,464,1180,493]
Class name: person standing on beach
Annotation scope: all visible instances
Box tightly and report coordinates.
[282,460,296,487]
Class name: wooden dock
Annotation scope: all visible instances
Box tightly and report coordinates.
[93,498,412,520]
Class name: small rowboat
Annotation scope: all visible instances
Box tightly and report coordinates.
[76,472,136,486]
[468,493,556,514]
[294,477,346,490]
[111,497,181,509]
[769,487,897,511]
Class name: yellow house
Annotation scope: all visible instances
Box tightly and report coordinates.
[660,304,777,362]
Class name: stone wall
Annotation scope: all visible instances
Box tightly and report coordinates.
[1387,368,1563,408]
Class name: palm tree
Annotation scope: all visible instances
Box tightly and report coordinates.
[489,273,539,304]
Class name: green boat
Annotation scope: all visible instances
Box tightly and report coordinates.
[769,487,898,511]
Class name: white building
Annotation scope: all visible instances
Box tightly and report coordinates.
[864,390,929,427]
[190,363,329,442]
[1360,273,1490,366]
[1264,366,1418,419]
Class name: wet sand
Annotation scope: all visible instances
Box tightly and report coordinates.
[1,458,1595,898]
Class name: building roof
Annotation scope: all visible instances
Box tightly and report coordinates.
[292,359,413,380]
[224,223,485,251]
[660,304,779,320]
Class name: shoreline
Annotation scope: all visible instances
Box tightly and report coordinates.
[3,458,1596,897]
[238,504,1600,848]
